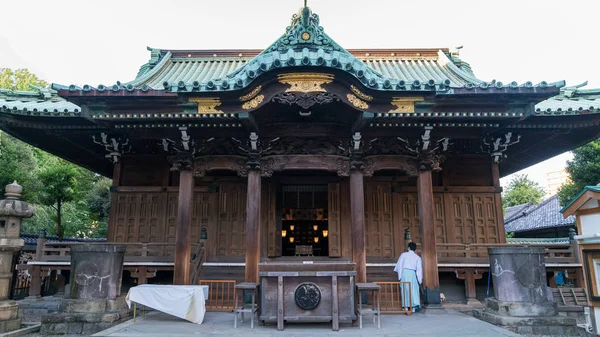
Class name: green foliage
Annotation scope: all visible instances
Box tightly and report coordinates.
[0,68,47,91]
[0,133,40,201]
[0,68,111,240]
[558,140,600,206]
[502,174,546,208]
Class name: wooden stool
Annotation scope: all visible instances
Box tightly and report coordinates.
[234,282,259,329]
[356,283,381,329]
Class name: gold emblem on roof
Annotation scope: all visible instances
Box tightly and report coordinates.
[389,97,424,113]
[242,95,264,110]
[239,85,262,102]
[301,32,311,40]
[188,97,223,114]
[350,85,373,101]
[347,94,369,110]
[278,73,334,93]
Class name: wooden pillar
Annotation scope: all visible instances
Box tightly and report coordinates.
[245,170,261,283]
[174,168,194,285]
[107,162,122,241]
[492,163,506,243]
[417,168,440,304]
[350,170,366,283]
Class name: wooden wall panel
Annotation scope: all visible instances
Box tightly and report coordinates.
[340,179,352,258]
[111,192,166,243]
[216,183,247,257]
[473,194,500,243]
[264,183,278,258]
[445,193,476,244]
[393,193,420,250]
[328,183,342,257]
[433,194,446,244]
[191,193,218,256]
[165,193,178,243]
[365,182,394,258]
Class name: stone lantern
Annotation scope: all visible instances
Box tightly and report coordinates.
[0,181,34,333]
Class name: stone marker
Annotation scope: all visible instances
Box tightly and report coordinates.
[473,247,578,335]
[41,244,129,335]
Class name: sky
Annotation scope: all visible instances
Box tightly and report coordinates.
[1,0,598,189]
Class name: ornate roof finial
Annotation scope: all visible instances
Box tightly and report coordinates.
[304,0,307,8]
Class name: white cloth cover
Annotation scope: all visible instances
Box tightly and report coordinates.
[126,285,209,324]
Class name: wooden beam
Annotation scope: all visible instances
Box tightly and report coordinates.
[417,169,440,302]
[563,191,600,218]
[173,169,194,285]
[455,269,484,305]
[112,162,122,187]
[245,170,261,282]
[350,170,367,283]
[238,112,260,133]
[352,112,374,133]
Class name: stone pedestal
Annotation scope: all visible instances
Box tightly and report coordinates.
[473,247,578,335]
[41,244,130,335]
[0,181,34,334]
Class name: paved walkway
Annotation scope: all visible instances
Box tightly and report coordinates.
[93,310,520,337]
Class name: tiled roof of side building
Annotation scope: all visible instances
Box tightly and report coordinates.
[506,237,570,245]
[0,86,80,116]
[504,194,576,233]
[535,82,600,115]
[504,202,534,222]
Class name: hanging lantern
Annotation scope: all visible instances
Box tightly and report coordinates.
[314,237,319,243]
[289,237,295,243]
[282,230,287,237]
[313,224,318,231]
[322,230,328,237]
[290,225,295,231]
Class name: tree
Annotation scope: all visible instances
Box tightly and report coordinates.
[0,133,39,201]
[37,159,79,240]
[0,68,47,91]
[558,140,600,205]
[502,174,546,208]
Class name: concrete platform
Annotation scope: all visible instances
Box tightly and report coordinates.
[92,309,520,337]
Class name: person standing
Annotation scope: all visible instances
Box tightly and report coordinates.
[394,242,422,312]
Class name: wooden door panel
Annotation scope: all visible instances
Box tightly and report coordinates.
[365,182,393,258]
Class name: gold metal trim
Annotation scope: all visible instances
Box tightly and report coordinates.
[389,97,424,113]
[239,86,262,102]
[278,73,334,93]
[242,95,264,110]
[188,97,223,114]
[350,85,373,101]
[347,94,369,110]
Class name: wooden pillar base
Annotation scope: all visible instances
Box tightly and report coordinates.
[456,269,483,305]
[417,169,440,294]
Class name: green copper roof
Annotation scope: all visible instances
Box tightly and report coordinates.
[125,6,485,93]
[560,185,600,213]
[0,86,79,115]
[535,82,600,115]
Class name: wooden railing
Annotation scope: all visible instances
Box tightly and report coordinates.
[36,242,200,263]
[374,282,412,314]
[199,280,236,312]
[435,243,578,264]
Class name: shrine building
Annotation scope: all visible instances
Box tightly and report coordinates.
[2,5,599,306]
